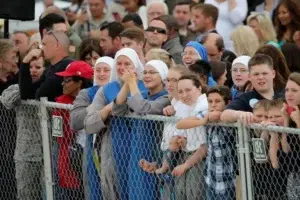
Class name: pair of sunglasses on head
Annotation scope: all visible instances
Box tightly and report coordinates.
[145,26,167,34]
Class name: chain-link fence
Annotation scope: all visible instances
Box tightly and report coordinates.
[0,97,300,200]
[246,124,300,200]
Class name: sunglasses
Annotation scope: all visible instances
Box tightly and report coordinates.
[63,77,74,83]
[145,26,167,34]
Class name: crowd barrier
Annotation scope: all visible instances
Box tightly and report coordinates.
[0,97,300,200]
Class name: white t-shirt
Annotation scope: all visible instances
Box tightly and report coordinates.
[160,98,190,151]
[185,94,208,152]
[160,94,209,152]
[204,0,248,52]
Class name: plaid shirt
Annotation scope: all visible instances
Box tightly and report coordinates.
[204,125,237,194]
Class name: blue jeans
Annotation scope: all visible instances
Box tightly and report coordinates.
[206,186,235,200]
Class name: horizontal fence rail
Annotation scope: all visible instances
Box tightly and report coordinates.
[0,97,299,200]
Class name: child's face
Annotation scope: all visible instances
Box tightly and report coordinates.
[165,70,181,98]
[268,107,284,126]
[253,107,268,123]
[207,92,226,111]
[178,79,201,106]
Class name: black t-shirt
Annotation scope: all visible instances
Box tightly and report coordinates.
[19,57,74,102]
[225,90,284,112]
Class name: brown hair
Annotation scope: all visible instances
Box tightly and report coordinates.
[120,27,145,43]
[274,0,300,42]
[79,38,103,61]
[255,45,290,91]
[178,73,202,89]
[210,60,227,84]
[268,98,285,110]
[206,86,232,104]
[169,64,189,74]
[0,39,14,61]
[193,4,219,26]
[253,99,270,112]
[288,72,300,86]
[248,54,274,70]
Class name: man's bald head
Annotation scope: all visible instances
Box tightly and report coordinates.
[201,33,224,61]
[42,31,70,63]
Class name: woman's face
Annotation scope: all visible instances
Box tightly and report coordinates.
[165,70,181,98]
[277,4,292,26]
[94,62,111,86]
[249,19,263,40]
[143,65,163,90]
[62,77,82,96]
[218,70,227,86]
[30,57,44,82]
[182,46,200,67]
[285,80,300,106]
[177,79,201,106]
[231,63,249,88]
[84,51,100,67]
[116,55,136,78]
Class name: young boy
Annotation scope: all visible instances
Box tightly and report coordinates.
[175,86,236,200]
[260,99,290,169]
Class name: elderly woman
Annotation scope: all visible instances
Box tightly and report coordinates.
[1,55,45,200]
[85,48,147,200]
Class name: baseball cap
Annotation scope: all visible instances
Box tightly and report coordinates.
[56,61,93,79]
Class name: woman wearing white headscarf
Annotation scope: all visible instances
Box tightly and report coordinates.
[70,56,114,200]
[230,56,251,99]
[85,48,147,200]
[112,59,170,200]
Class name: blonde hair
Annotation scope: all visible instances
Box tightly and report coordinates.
[231,25,260,57]
[146,48,175,68]
[247,12,277,46]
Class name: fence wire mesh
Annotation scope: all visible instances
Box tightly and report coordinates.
[246,124,300,200]
[1,97,300,200]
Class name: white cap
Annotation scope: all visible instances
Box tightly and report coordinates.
[145,60,168,81]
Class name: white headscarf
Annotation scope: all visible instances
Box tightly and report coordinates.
[110,48,144,82]
[145,60,168,81]
[93,56,115,86]
[232,56,251,68]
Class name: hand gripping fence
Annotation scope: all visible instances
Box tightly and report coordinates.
[0,97,300,200]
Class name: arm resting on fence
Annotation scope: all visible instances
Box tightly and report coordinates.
[19,62,42,100]
[127,93,170,115]
[85,87,109,133]
[176,115,208,129]
[70,89,90,130]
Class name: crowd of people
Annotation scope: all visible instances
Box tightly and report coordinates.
[0,0,300,200]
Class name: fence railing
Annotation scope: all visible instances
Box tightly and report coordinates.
[0,97,300,200]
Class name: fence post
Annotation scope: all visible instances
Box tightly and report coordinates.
[242,125,253,200]
[237,121,248,200]
[40,97,54,200]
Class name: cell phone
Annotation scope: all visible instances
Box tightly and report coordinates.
[286,106,296,116]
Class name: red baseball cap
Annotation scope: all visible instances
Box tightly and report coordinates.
[56,61,93,79]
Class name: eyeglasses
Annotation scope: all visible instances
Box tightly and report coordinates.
[46,30,59,44]
[143,70,159,75]
[231,68,249,74]
[165,78,178,83]
[181,51,198,57]
[145,26,167,34]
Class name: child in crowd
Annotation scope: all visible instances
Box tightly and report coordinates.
[141,73,208,200]
[260,99,290,169]
[176,86,237,200]
[139,66,190,174]
[252,99,270,137]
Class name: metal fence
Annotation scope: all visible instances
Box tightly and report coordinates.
[0,97,300,200]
